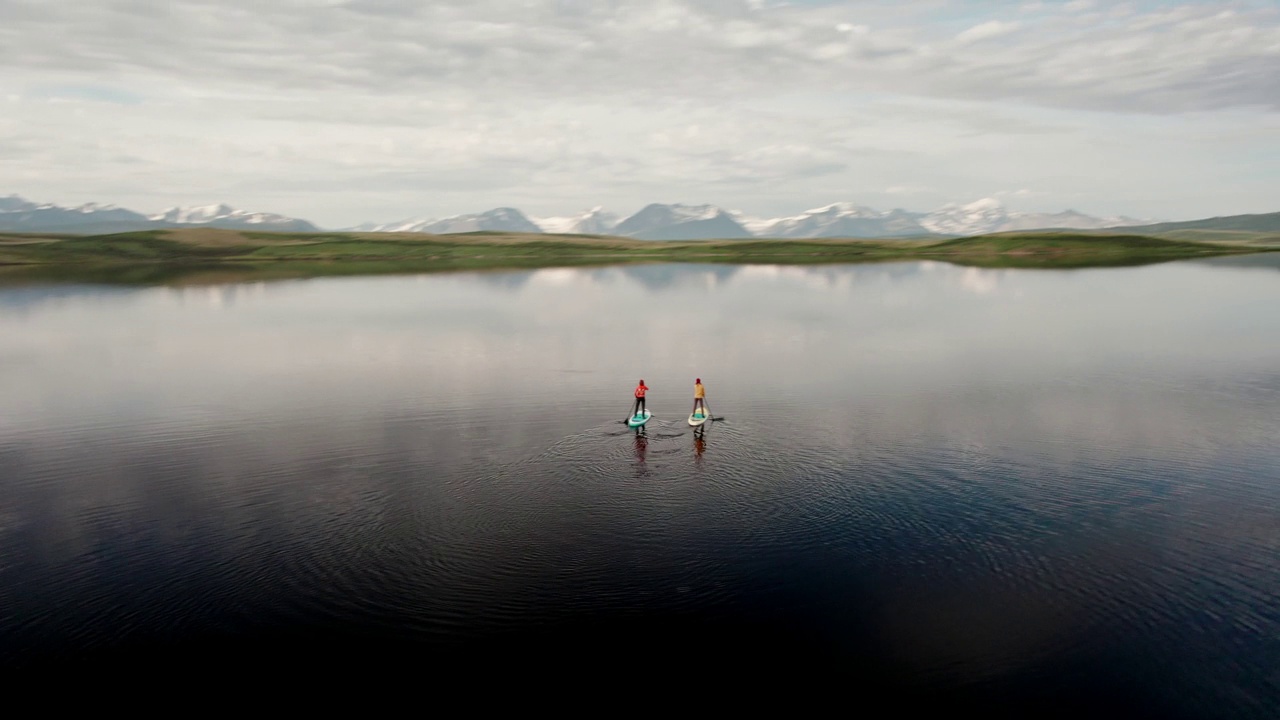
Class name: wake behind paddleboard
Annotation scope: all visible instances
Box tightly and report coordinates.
[688,410,709,427]
[628,410,652,428]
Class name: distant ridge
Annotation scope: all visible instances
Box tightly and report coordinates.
[1117,212,1280,234]
[0,195,316,235]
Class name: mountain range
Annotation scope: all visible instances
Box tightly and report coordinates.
[345,196,1157,235]
[5,192,1276,240]
[345,198,1152,239]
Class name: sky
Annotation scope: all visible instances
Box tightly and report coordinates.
[1,0,1278,227]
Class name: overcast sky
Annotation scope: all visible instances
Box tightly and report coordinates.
[2,0,1278,227]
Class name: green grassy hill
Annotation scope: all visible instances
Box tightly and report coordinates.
[1,227,1274,285]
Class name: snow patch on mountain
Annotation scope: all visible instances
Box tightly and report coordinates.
[920,198,1009,235]
[150,203,317,230]
[745,202,930,238]
[348,217,435,233]
[355,207,543,234]
[918,198,1147,235]
[74,202,123,214]
[727,210,778,236]
[532,207,619,235]
[994,209,1147,232]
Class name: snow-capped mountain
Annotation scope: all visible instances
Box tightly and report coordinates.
[355,207,544,234]
[919,198,1010,236]
[728,199,1140,239]
[752,202,932,238]
[532,207,619,235]
[0,196,154,233]
[991,209,1146,232]
[918,198,1143,236]
[150,203,318,232]
[612,203,752,240]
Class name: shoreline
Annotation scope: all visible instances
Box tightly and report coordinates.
[1,228,1275,286]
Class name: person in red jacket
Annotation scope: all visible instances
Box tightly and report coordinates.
[631,379,648,419]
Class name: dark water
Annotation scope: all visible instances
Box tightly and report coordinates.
[1,260,1278,710]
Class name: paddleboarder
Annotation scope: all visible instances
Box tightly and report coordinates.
[631,379,648,419]
[691,378,707,418]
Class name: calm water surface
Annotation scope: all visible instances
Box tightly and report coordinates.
[1,259,1278,711]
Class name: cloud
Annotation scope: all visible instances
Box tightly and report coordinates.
[1,1,1278,224]
[2,1,1276,113]
[25,85,146,105]
[956,20,1021,45]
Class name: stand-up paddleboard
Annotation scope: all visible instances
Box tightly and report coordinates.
[628,410,652,428]
[688,409,709,427]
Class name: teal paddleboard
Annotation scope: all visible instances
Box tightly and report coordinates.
[688,409,708,427]
[628,410,652,428]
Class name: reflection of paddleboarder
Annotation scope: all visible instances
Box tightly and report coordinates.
[693,429,705,471]
[632,433,650,478]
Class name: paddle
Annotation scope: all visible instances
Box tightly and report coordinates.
[622,397,636,423]
[704,400,725,422]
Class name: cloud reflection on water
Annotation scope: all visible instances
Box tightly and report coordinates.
[0,260,1277,453]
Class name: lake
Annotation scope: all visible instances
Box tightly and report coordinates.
[1,258,1278,712]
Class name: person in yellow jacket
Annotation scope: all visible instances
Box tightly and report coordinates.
[691,378,708,419]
